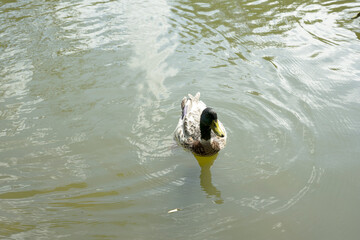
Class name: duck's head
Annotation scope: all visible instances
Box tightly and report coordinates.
[200,108,225,140]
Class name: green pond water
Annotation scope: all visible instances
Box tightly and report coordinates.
[1,0,360,239]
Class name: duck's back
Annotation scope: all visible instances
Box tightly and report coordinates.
[174,93,206,147]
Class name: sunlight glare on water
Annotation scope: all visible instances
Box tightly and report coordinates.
[0,0,360,239]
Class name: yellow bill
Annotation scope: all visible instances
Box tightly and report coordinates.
[211,119,225,137]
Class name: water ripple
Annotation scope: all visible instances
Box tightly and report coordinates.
[1,0,360,238]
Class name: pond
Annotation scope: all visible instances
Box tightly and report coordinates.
[1,0,360,239]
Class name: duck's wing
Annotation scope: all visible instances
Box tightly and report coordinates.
[175,93,206,143]
[183,93,207,140]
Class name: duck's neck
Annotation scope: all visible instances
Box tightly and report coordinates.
[200,123,211,141]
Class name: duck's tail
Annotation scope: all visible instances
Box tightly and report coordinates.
[188,92,200,101]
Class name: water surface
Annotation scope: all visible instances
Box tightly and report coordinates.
[1,0,360,239]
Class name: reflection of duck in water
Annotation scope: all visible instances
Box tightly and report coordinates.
[174,92,227,156]
[195,153,223,204]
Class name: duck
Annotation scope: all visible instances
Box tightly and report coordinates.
[174,92,227,156]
